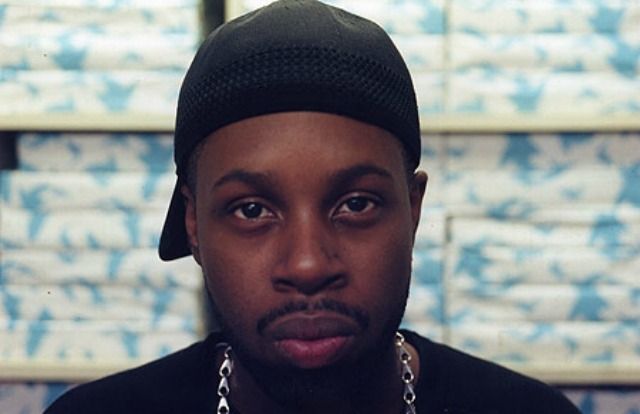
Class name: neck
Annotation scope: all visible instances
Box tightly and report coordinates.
[220,339,413,414]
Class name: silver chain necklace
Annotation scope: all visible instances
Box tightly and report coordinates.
[216,332,417,414]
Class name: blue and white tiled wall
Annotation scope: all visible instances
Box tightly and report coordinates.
[405,132,640,349]
[0,133,205,413]
[238,0,640,118]
[1,133,204,364]
[0,0,199,115]
[447,1,640,115]
[407,132,640,414]
[0,0,203,412]
[442,133,640,370]
[2,0,639,117]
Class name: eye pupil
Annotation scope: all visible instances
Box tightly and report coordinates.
[241,203,262,218]
[346,197,368,212]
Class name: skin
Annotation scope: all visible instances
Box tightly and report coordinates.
[183,111,427,414]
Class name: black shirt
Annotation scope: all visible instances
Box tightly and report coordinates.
[45,330,580,413]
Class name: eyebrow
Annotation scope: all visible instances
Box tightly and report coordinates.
[329,163,393,188]
[210,170,274,193]
[210,163,393,194]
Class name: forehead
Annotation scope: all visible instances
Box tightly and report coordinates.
[196,111,406,179]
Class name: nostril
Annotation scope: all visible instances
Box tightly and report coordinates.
[273,278,296,292]
[272,272,347,295]
[326,274,347,289]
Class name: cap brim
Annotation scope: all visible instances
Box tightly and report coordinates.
[159,179,191,261]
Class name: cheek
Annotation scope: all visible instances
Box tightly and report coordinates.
[199,245,271,331]
[196,218,270,299]
[345,228,413,304]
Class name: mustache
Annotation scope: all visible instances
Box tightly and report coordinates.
[257,298,370,334]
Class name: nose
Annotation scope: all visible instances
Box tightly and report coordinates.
[272,212,347,295]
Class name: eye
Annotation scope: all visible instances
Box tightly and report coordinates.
[231,202,273,220]
[336,196,378,215]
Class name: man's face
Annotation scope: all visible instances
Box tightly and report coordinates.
[184,111,425,401]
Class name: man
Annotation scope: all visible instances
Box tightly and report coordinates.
[46,1,580,413]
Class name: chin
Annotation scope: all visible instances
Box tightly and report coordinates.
[222,307,406,409]
[233,328,397,409]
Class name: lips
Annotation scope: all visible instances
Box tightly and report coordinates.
[264,314,360,368]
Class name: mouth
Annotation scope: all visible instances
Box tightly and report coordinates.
[265,314,360,369]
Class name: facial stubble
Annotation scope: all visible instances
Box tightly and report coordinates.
[205,280,411,411]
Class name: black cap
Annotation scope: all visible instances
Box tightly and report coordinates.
[159,0,420,260]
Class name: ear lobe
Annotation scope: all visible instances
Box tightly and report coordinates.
[409,171,428,237]
[181,184,201,264]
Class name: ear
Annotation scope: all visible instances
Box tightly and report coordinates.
[181,184,202,265]
[409,171,428,240]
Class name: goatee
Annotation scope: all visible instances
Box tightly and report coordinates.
[213,300,407,411]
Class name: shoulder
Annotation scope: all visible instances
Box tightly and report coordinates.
[44,333,223,414]
[402,330,580,414]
